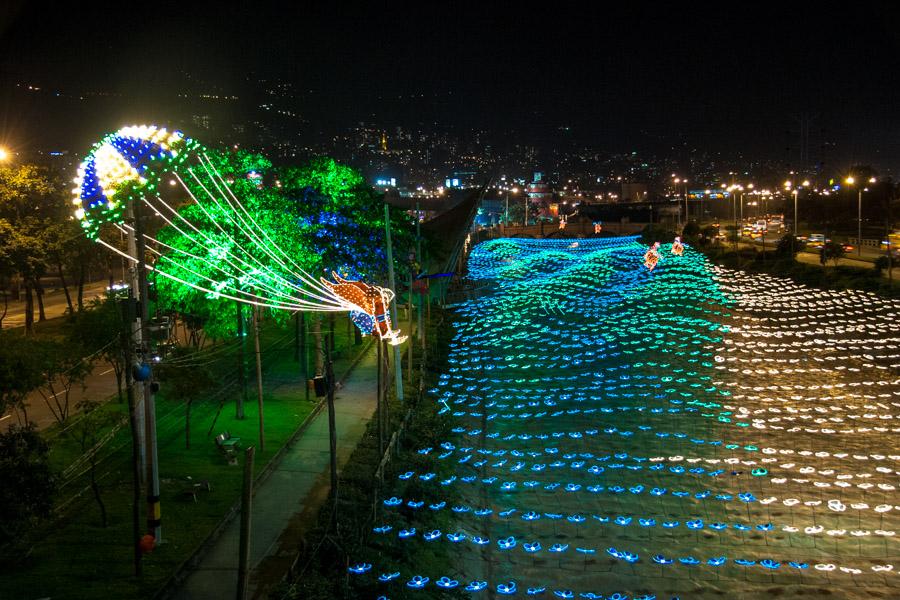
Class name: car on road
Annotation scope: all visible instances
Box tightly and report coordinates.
[806,234,826,248]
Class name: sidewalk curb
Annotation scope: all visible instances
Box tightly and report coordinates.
[153,338,374,600]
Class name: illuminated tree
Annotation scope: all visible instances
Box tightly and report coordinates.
[278,157,414,281]
[153,149,311,339]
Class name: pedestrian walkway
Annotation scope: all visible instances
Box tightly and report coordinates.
[170,343,378,600]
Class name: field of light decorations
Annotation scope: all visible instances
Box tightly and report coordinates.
[350,236,899,599]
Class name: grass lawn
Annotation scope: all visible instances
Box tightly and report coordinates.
[0,316,362,600]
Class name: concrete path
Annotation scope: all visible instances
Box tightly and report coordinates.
[170,344,378,600]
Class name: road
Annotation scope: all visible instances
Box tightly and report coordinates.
[2,361,120,433]
[1,280,117,432]
[1,280,109,328]
[739,236,900,276]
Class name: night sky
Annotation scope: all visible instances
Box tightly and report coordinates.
[2,1,900,167]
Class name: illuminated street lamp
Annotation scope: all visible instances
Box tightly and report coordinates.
[505,187,518,226]
[784,179,809,236]
[845,175,877,256]
[727,184,744,250]
[0,147,8,162]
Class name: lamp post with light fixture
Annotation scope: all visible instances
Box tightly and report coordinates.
[673,177,688,226]
[505,187,518,226]
[845,175,877,256]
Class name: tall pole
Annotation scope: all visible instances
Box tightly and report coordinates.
[407,267,413,383]
[235,302,245,419]
[376,339,383,455]
[121,299,142,577]
[383,204,404,401]
[325,323,337,497]
[793,190,798,236]
[253,303,264,453]
[124,205,146,476]
[236,446,255,600]
[505,192,509,226]
[132,199,161,544]
[888,185,894,282]
[301,311,309,402]
[732,191,738,252]
[858,189,863,256]
[416,203,424,353]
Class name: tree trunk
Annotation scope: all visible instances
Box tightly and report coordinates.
[90,458,108,527]
[77,264,86,311]
[56,261,75,318]
[312,313,323,375]
[36,281,47,322]
[185,399,192,450]
[24,281,34,334]
[115,366,124,403]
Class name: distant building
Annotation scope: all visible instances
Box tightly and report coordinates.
[526,173,555,219]
[374,176,397,188]
[620,183,648,202]
[445,170,479,188]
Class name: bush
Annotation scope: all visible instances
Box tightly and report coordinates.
[0,424,56,544]
[776,234,805,257]
[699,225,719,246]
[681,220,701,239]
[640,224,675,245]
[822,240,846,266]
[874,255,890,274]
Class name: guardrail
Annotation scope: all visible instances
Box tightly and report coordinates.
[847,237,883,249]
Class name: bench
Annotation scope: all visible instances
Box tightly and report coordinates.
[215,431,241,465]
[179,479,212,502]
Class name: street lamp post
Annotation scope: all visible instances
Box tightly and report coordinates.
[792,189,798,236]
[505,187,518,227]
[846,176,877,256]
[505,192,509,226]
[673,177,688,225]
[727,184,743,252]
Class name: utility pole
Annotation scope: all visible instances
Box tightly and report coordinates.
[325,316,338,498]
[858,188,863,257]
[253,302,264,453]
[300,311,309,402]
[407,265,413,383]
[383,204,403,401]
[121,298,142,576]
[416,203,424,353]
[132,199,161,544]
[236,446,255,600]
[124,205,146,476]
[376,339,383,455]
[504,192,509,226]
[235,301,245,419]
[888,184,894,282]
